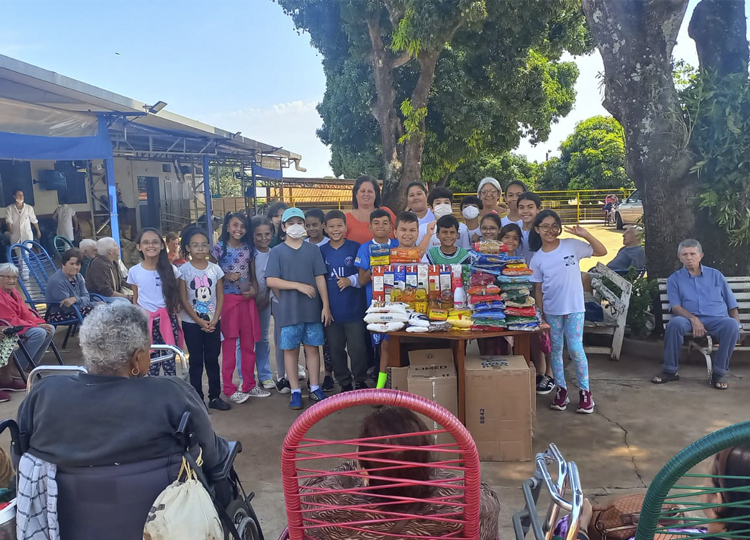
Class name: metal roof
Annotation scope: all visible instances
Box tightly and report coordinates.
[0,54,304,169]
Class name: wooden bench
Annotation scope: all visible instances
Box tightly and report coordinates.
[657,276,750,381]
[584,263,632,360]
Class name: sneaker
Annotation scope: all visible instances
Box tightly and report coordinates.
[536,375,555,395]
[577,390,595,414]
[289,392,303,410]
[209,398,231,411]
[261,379,276,390]
[550,387,569,411]
[298,366,306,381]
[246,386,271,398]
[309,388,326,402]
[340,384,354,392]
[0,391,10,403]
[276,377,291,394]
[0,380,25,392]
[228,391,250,404]
[355,381,370,390]
[322,375,335,392]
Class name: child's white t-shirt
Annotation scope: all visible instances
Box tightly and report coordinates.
[127,262,180,313]
[529,239,593,316]
[501,216,524,228]
[305,237,330,247]
[417,222,471,249]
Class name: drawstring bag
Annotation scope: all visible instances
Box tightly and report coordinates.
[143,451,222,540]
[0,335,18,370]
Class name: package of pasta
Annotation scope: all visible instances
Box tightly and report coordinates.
[390,247,421,263]
[469,271,495,287]
[475,253,508,266]
[499,282,532,291]
[369,242,391,266]
[466,284,500,296]
[502,268,534,276]
[472,240,510,254]
[446,314,472,329]
[469,294,504,304]
[472,310,506,321]
[497,275,533,284]
[504,306,538,317]
[428,308,448,321]
[505,297,536,308]
[471,301,506,312]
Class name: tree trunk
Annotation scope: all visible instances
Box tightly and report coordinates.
[689,0,748,77]
[688,0,750,275]
[581,0,695,278]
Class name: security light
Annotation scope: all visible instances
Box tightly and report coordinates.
[145,101,167,114]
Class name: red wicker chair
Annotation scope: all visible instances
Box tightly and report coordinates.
[278,388,484,540]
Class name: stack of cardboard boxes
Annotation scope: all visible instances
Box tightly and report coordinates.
[387,350,534,461]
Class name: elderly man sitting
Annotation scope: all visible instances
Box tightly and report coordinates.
[85,237,132,304]
[78,238,97,277]
[608,226,645,273]
[0,263,55,400]
[653,239,741,390]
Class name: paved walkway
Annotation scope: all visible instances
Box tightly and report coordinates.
[0,335,747,539]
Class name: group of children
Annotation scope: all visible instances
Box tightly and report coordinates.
[123,177,606,414]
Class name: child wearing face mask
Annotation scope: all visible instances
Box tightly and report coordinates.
[417,187,471,250]
[266,208,333,411]
[461,196,483,243]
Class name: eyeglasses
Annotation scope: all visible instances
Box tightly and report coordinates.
[538,224,562,233]
[480,190,499,196]
[481,226,498,233]
[140,240,161,247]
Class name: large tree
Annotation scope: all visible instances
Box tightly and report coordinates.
[277,0,590,212]
[580,0,750,277]
[537,115,633,191]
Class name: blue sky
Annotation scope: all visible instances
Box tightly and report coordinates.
[0,0,730,177]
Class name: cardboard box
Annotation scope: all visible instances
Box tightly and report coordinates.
[465,355,533,462]
[386,366,409,391]
[407,349,458,446]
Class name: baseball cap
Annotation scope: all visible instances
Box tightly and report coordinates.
[281,207,305,223]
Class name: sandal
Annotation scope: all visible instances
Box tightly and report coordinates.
[711,373,728,390]
[652,372,680,384]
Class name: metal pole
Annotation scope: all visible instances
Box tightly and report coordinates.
[203,155,213,243]
[104,157,120,247]
[576,192,581,224]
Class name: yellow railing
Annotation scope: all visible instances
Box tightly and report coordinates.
[213,187,633,222]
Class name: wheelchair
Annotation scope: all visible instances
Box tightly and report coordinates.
[0,363,264,540]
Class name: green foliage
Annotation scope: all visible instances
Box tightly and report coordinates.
[448,152,538,193]
[681,70,750,247]
[537,115,634,191]
[603,268,657,339]
[211,166,243,198]
[277,0,592,186]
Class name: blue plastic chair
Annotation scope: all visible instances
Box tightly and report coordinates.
[8,242,102,348]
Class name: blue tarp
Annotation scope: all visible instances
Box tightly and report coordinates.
[0,116,113,161]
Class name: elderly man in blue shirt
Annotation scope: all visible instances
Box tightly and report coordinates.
[653,239,741,389]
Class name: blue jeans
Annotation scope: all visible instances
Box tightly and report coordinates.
[664,315,740,377]
[237,304,273,382]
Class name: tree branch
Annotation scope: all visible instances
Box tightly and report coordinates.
[688,0,748,77]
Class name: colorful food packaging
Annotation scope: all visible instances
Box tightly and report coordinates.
[372,266,385,302]
[369,242,391,266]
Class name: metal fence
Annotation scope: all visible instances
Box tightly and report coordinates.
[210,187,633,224]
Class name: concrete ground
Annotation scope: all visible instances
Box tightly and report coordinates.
[0,331,747,540]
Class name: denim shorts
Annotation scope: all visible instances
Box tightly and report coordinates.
[280,322,325,350]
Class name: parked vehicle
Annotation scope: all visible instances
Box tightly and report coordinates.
[614,190,642,229]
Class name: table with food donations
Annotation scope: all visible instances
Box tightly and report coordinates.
[363,240,549,460]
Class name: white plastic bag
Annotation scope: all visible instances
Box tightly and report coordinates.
[143,454,222,540]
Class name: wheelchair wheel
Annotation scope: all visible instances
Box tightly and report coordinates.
[224,499,261,540]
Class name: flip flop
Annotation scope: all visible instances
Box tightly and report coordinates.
[711,373,728,390]
[652,372,680,384]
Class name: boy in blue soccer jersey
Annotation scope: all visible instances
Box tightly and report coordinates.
[319,210,369,391]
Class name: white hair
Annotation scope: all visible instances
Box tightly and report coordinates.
[0,263,19,276]
[79,303,150,375]
[96,237,118,257]
[477,177,502,197]
[678,238,703,256]
[628,226,644,240]
[79,239,97,252]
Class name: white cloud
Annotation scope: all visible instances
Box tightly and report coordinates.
[203,101,333,178]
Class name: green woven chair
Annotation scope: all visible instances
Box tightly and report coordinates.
[635,421,750,540]
[53,235,75,256]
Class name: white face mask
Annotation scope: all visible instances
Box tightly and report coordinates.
[285,224,306,239]
[462,206,480,220]
[433,203,453,219]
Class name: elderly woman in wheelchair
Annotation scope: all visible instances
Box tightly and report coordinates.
[11,303,261,540]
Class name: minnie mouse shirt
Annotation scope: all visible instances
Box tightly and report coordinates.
[179,261,225,323]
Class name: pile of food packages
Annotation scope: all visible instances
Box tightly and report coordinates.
[363,240,541,334]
